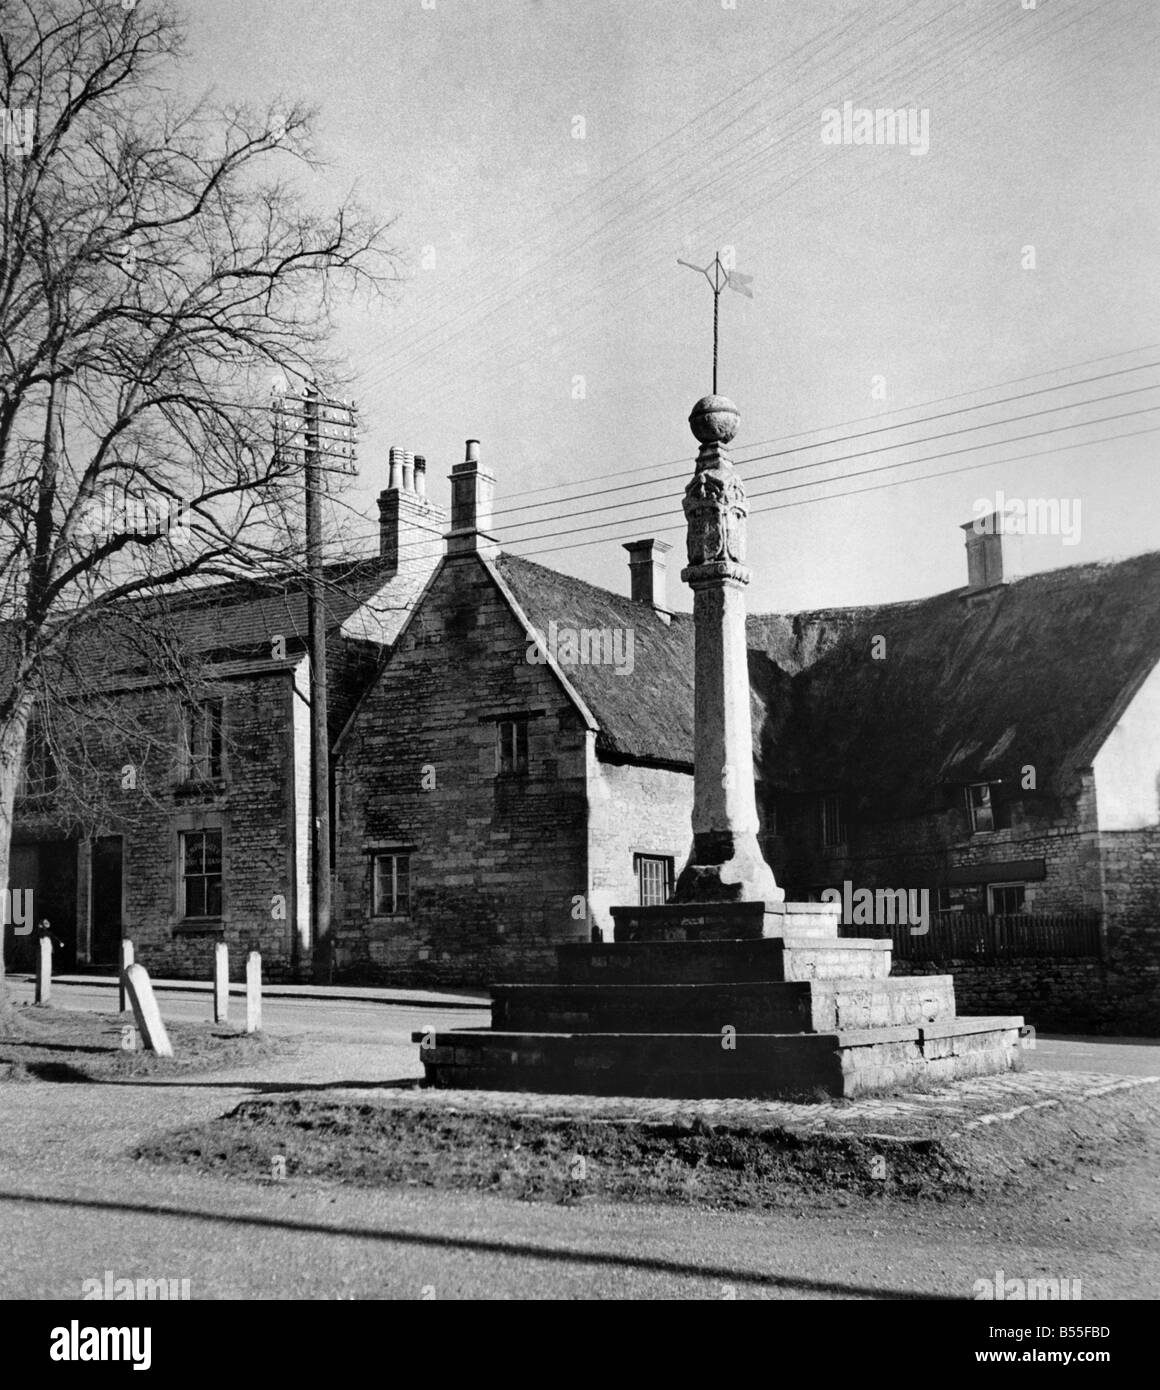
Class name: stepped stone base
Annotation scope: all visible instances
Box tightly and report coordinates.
[415,902,1022,1100]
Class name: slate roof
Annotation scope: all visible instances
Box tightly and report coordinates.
[495,554,696,765]
[495,549,1160,817]
[6,557,405,692]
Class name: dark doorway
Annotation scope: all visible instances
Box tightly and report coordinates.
[90,836,124,966]
[3,844,39,972]
[37,842,78,971]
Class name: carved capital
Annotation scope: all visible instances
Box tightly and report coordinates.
[682,448,749,571]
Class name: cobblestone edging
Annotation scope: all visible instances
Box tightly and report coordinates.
[364,1069,1160,1141]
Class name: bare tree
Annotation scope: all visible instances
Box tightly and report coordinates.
[0,0,398,1009]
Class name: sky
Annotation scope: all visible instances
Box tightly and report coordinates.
[179,0,1160,613]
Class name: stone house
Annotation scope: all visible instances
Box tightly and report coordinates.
[3,450,445,981]
[332,442,698,984]
[335,470,1160,1029]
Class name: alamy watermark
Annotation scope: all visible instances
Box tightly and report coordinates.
[1,887,34,935]
[821,101,929,156]
[972,493,1081,544]
[81,1270,191,1301]
[75,493,192,545]
[974,1269,1082,1301]
[2,107,35,157]
[526,621,635,677]
[819,881,930,935]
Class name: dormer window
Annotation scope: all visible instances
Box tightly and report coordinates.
[967,782,995,833]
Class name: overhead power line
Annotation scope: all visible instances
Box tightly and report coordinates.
[493,361,1160,523]
[512,422,1160,562]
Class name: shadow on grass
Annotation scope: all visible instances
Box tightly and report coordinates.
[0,1187,959,1300]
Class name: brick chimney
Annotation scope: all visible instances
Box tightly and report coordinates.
[446,439,499,558]
[961,510,1009,594]
[623,538,672,617]
[377,443,447,578]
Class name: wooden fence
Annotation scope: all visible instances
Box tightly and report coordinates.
[841,912,1102,960]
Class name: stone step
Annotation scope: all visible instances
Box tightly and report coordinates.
[610,900,841,944]
[491,976,955,1034]
[557,937,893,986]
[412,1015,1023,1099]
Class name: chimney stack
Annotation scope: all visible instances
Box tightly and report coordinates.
[446,439,499,558]
[623,538,672,615]
[961,510,1008,594]
[377,442,447,577]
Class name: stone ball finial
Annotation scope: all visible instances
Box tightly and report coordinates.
[689,395,740,445]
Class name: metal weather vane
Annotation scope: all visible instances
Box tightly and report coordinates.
[676,250,754,395]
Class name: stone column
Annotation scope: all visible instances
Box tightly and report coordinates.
[673,395,781,904]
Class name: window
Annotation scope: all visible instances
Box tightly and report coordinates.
[967,783,995,832]
[181,829,222,918]
[820,794,844,848]
[635,854,673,907]
[181,701,223,781]
[496,718,529,777]
[373,853,411,916]
[988,882,1026,916]
[19,722,56,795]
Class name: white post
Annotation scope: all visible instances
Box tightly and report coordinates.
[119,939,134,1013]
[123,962,173,1057]
[213,941,230,1023]
[246,950,262,1034]
[34,935,51,1005]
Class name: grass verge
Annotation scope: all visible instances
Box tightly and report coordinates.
[0,1003,293,1083]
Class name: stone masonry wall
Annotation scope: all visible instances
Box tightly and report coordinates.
[586,754,693,938]
[333,553,592,987]
[11,668,304,983]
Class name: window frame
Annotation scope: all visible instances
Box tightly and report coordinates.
[18,720,56,796]
[495,717,529,777]
[372,851,411,918]
[180,699,225,783]
[819,794,844,848]
[179,827,224,921]
[634,853,674,907]
[987,881,1026,916]
[967,782,996,833]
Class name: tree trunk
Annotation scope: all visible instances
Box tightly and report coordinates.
[0,700,34,1027]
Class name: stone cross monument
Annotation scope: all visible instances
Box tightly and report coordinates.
[674,393,781,904]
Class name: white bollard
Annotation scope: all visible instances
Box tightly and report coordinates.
[246,951,262,1034]
[123,962,173,1057]
[213,941,230,1023]
[118,939,134,1013]
[34,935,52,1006]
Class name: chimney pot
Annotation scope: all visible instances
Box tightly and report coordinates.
[388,446,403,491]
[447,439,498,557]
[961,510,1007,593]
[623,538,672,612]
[414,455,427,498]
[402,449,415,493]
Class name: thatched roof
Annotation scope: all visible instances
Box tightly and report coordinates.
[760,551,1160,815]
[497,549,1160,817]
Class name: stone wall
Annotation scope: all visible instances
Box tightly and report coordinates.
[11,668,305,983]
[585,753,692,939]
[333,553,592,987]
[891,957,1111,1033]
[1099,826,1160,1032]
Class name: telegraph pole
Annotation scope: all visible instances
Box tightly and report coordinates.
[272,380,357,984]
[303,384,332,983]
